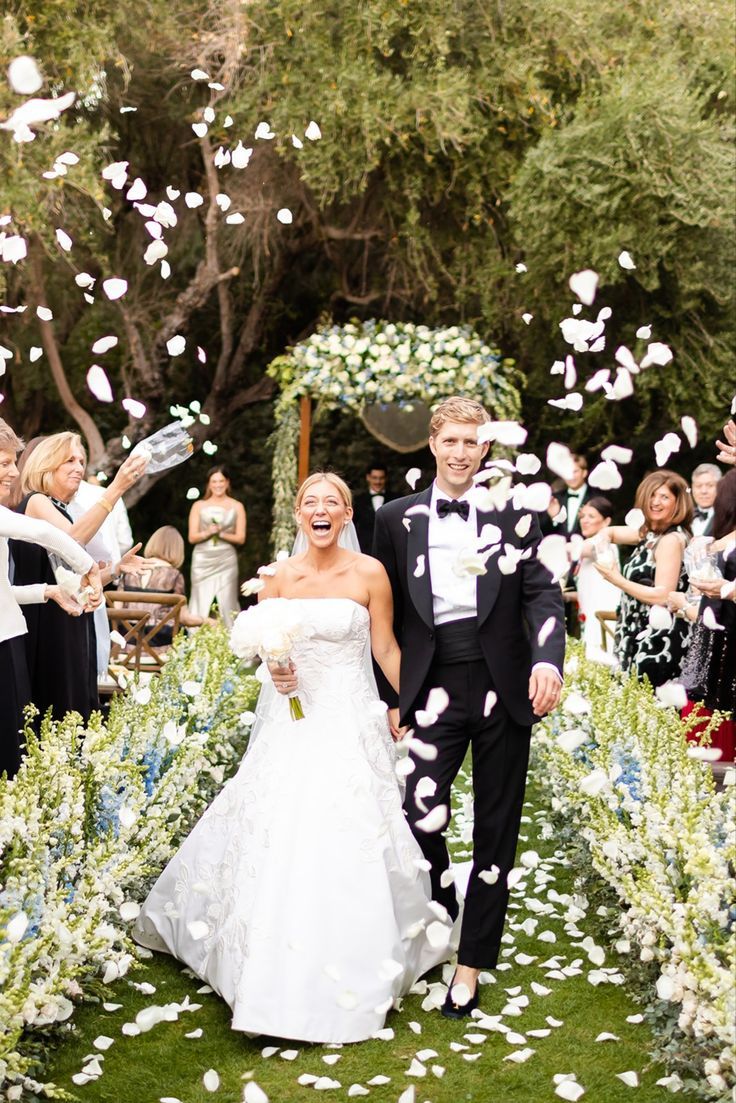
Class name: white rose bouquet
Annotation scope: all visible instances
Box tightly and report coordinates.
[230,599,312,720]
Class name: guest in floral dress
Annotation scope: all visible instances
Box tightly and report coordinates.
[593,471,692,687]
[121,526,208,645]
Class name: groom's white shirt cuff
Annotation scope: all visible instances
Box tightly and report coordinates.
[532,661,563,682]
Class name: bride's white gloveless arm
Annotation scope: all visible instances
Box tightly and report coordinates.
[366,559,401,696]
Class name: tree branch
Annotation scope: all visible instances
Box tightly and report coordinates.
[28,238,106,465]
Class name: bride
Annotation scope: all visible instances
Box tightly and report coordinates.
[134,472,452,1042]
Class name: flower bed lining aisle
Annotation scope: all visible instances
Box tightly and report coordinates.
[0,627,259,1098]
[535,645,736,1101]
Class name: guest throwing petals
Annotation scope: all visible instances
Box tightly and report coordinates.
[595,470,692,688]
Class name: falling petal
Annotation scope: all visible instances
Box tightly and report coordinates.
[588,460,622,491]
[87,366,114,403]
[122,398,146,419]
[305,120,322,140]
[537,617,556,646]
[640,342,672,369]
[102,278,128,301]
[277,208,293,224]
[405,467,421,489]
[522,313,533,325]
[55,228,73,252]
[185,192,204,208]
[167,335,186,356]
[681,416,698,447]
[254,121,275,140]
[414,805,448,833]
[92,335,118,355]
[483,690,497,717]
[618,251,636,270]
[568,269,598,306]
[635,324,651,340]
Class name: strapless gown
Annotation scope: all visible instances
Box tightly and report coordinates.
[134,598,451,1042]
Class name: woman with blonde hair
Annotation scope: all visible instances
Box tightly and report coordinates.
[121,525,208,644]
[10,431,147,724]
[0,420,102,775]
[593,470,692,686]
[135,471,450,1043]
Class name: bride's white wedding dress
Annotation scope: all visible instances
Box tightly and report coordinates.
[134,598,451,1043]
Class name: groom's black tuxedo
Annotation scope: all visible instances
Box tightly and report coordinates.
[373,484,565,969]
[373,486,565,726]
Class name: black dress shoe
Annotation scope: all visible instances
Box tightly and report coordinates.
[441,973,480,1019]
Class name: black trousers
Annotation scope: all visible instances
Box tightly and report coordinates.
[404,658,531,968]
[0,635,31,779]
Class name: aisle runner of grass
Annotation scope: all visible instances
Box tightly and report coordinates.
[45,770,692,1103]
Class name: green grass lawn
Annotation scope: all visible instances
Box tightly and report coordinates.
[44,767,695,1103]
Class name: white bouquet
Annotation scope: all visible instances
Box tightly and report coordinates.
[229,599,312,720]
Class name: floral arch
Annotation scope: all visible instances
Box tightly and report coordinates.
[266,318,522,552]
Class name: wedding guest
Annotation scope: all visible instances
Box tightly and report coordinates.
[121,526,208,644]
[594,470,692,688]
[670,469,736,761]
[10,432,147,725]
[541,453,593,537]
[0,420,102,776]
[690,463,721,537]
[188,466,245,629]
[69,470,136,677]
[575,496,621,656]
[134,473,451,1042]
[352,462,398,553]
[370,396,565,1017]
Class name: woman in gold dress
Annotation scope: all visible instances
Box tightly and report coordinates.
[188,466,245,628]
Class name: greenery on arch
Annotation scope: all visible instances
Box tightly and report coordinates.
[266,318,522,551]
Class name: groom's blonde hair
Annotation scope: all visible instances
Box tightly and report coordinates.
[429,396,490,436]
[295,471,353,510]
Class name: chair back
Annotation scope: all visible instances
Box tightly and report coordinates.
[105,590,186,676]
[595,610,618,648]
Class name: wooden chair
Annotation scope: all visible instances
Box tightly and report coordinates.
[104,591,186,688]
[595,610,618,649]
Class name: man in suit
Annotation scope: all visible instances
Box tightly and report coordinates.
[372,396,565,1018]
[352,462,398,553]
[541,453,593,537]
[690,463,721,537]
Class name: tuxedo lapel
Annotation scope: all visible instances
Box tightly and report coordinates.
[406,486,434,629]
[476,508,501,628]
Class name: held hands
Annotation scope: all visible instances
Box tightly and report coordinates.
[269,659,299,696]
[387,707,410,743]
[529,667,561,718]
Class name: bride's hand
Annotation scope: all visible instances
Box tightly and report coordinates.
[388,707,409,742]
[269,659,298,696]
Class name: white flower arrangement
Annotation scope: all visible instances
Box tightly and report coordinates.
[534,644,735,1101]
[0,626,259,1098]
[267,318,522,552]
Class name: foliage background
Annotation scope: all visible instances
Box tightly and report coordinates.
[1,0,734,576]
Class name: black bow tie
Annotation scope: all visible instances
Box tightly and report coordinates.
[437,498,469,521]
[693,508,709,522]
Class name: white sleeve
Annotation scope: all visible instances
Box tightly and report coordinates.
[113,499,134,555]
[0,504,95,573]
[12,583,48,605]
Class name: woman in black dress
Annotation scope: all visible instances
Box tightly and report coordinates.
[10,432,147,725]
[593,470,692,688]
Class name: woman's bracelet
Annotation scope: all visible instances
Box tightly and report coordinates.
[97,496,114,515]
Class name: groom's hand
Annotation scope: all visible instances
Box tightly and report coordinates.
[529,667,562,717]
[388,708,410,742]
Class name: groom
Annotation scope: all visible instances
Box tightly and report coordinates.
[372,396,565,1017]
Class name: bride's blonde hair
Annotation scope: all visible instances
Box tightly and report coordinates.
[295,471,353,510]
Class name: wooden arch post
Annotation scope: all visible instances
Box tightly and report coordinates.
[298,395,311,485]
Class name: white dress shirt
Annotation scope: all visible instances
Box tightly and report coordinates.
[691,507,714,538]
[565,484,588,533]
[371,492,385,512]
[428,482,562,681]
[428,484,478,625]
[0,505,94,644]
